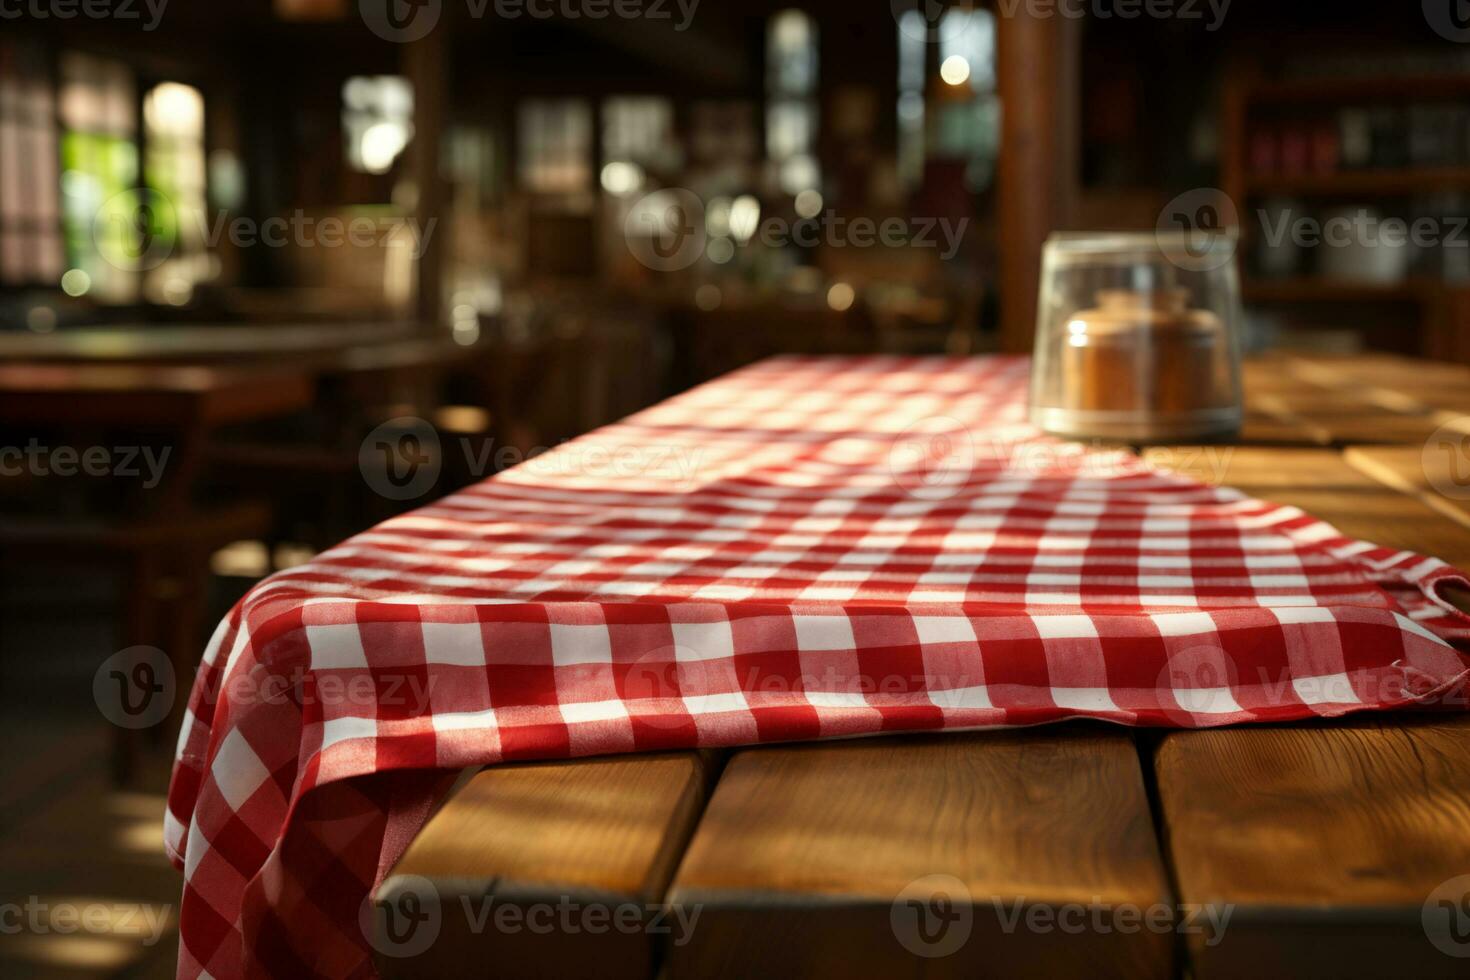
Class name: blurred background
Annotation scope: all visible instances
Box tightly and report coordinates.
[4,0,1470,975]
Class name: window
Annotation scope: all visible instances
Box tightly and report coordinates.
[144,82,207,305]
[60,53,138,303]
[517,99,592,194]
[602,96,673,168]
[445,125,498,206]
[343,75,414,175]
[766,10,818,196]
[935,8,1000,191]
[0,41,63,288]
[896,11,927,191]
[600,96,675,196]
[939,9,996,93]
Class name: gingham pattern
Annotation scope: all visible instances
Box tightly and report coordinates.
[168,355,1470,978]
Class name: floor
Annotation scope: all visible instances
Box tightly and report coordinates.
[0,571,221,980]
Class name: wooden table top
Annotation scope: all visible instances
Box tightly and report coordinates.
[0,321,481,380]
[374,352,1470,980]
[0,362,315,427]
[0,321,414,362]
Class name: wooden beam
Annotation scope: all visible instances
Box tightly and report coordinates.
[404,28,447,329]
[996,10,1079,353]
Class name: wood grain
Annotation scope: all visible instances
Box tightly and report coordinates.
[1142,446,1379,491]
[1347,443,1470,533]
[1148,447,1470,566]
[1156,717,1470,979]
[664,731,1173,980]
[1258,488,1470,569]
[376,752,713,980]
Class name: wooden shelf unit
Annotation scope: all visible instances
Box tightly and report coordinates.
[1220,66,1470,361]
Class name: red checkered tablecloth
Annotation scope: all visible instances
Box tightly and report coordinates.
[167,356,1470,978]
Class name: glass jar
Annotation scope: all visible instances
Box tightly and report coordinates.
[1029,232,1243,443]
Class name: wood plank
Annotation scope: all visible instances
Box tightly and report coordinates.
[1250,392,1442,446]
[1156,716,1470,979]
[1142,446,1378,492]
[1146,446,1470,566]
[1236,408,1329,446]
[1347,440,1470,533]
[1284,413,1444,447]
[665,731,1173,979]
[374,752,712,980]
[1262,488,1470,569]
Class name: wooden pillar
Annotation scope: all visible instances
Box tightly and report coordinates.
[996,11,1079,353]
[405,27,447,329]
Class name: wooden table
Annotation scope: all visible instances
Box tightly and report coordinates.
[375,352,1470,980]
[0,321,417,363]
[0,362,315,508]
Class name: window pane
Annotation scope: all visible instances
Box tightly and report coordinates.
[144,81,209,305]
[518,99,592,194]
[940,9,996,93]
[0,40,62,286]
[898,12,926,92]
[602,96,674,168]
[342,76,414,175]
[767,10,817,95]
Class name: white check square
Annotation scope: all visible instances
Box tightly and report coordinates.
[1172,687,1242,715]
[671,620,736,661]
[1051,687,1119,712]
[1150,612,1217,637]
[1032,615,1098,639]
[560,699,631,724]
[912,616,977,645]
[1291,672,1359,706]
[928,684,992,710]
[306,623,369,670]
[211,728,272,811]
[793,615,857,651]
[421,622,485,666]
[549,623,613,665]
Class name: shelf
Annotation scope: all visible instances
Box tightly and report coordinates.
[1244,168,1470,197]
[1245,75,1470,106]
[1242,279,1438,304]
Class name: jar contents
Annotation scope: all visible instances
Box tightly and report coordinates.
[1061,288,1230,424]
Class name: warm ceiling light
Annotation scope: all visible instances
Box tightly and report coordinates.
[940,55,972,87]
[827,281,855,312]
[274,0,346,20]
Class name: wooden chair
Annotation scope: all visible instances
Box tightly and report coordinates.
[0,500,272,782]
